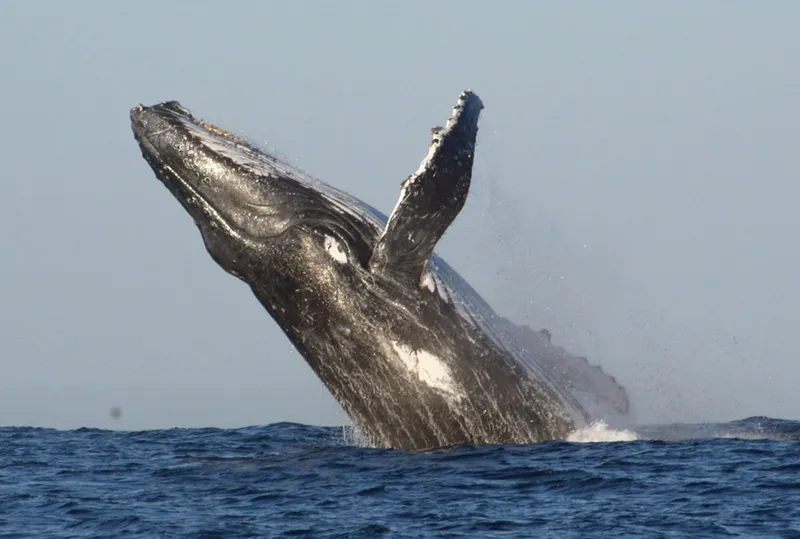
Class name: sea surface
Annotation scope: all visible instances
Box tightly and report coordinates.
[1,417,798,538]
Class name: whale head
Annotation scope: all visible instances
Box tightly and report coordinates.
[130,92,483,292]
[130,101,387,286]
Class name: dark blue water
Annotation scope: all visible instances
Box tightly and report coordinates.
[1,418,798,538]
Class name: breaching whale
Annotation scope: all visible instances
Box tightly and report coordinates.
[130,91,630,450]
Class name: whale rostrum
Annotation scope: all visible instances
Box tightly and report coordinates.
[130,91,630,450]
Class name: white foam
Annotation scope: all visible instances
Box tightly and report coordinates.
[323,235,347,263]
[566,420,638,443]
[341,425,370,447]
[390,341,458,396]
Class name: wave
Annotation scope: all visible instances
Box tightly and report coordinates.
[2,416,797,448]
[634,416,800,442]
[562,416,800,444]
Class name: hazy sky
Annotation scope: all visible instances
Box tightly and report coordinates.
[1,2,798,430]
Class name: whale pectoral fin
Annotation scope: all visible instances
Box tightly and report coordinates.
[370,90,484,282]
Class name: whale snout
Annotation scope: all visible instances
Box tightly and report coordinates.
[129,101,192,155]
[130,101,190,121]
[130,100,308,252]
[129,103,154,141]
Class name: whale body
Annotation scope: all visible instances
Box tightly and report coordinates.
[130,91,629,450]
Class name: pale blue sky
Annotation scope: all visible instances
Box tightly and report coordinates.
[1,2,798,430]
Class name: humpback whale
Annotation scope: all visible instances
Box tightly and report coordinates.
[130,91,630,450]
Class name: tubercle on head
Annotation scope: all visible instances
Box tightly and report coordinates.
[142,100,253,148]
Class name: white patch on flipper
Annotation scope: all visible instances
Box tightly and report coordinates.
[323,235,347,263]
[420,271,436,292]
[381,182,409,244]
[390,341,459,397]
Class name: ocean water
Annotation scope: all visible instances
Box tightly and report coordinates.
[1,418,798,538]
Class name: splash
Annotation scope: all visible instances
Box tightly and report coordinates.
[342,424,371,448]
[566,420,638,443]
